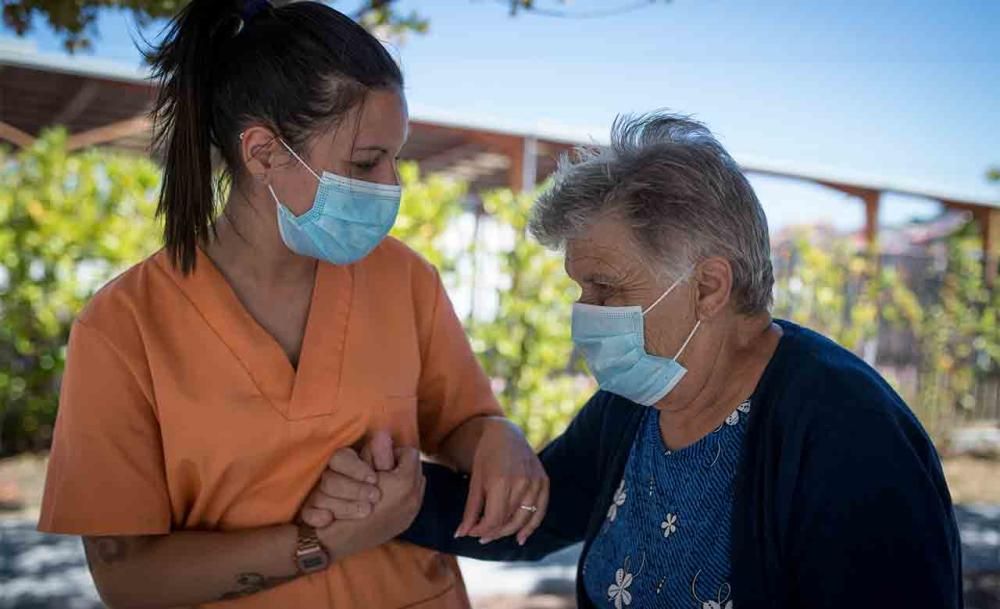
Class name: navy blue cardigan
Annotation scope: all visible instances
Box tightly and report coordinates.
[402,320,964,608]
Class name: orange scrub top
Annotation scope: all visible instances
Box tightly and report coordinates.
[38,237,502,608]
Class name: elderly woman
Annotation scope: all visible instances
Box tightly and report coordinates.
[302,113,963,608]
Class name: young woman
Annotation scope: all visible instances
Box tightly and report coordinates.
[37,1,546,607]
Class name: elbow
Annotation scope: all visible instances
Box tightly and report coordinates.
[83,537,162,609]
[90,573,135,609]
[90,568,157,609]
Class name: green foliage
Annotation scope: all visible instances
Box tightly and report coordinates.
[468,189,594,448]
[773,230,923,353]
[773,232,884,351]
[0,129,161,454]
[2,131,995,456]
[915,224,998,443]
[774,225,1000,447]
[0,132,590,454]
[389,162,465,276]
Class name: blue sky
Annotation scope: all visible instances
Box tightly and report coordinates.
[4,0,998,232]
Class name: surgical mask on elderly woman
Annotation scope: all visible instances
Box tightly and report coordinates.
[571,273,702,406]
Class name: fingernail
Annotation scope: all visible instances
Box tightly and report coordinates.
[366,475,376,484]
[368,489,379,502]
[479,538,491,545]
[359,503,370,515]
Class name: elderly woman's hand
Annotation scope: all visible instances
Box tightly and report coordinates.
[455,419,549,546]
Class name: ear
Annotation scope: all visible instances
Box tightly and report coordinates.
[693,257,733,320]
[239,125,293,183]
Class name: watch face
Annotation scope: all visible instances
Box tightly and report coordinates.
[298,551,329,573]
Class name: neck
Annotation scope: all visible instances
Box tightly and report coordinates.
[656,314,779,450]
[205,187,316,286]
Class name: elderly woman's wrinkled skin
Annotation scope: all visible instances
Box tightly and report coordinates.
[566,216,780,450]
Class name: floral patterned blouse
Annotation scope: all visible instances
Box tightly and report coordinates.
[583,400,751,609]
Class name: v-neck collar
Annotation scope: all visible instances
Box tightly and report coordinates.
[155,248,353,420]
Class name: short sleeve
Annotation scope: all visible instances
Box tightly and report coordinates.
[414,268,503,455]
[38,320,172,536]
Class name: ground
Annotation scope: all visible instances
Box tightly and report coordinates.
[1,453,999,608]
[946,456,1000,504]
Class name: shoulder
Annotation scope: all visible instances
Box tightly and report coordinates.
[767,320,920,429]
[64,252,172,392]
[763,320,945,489]
[76,251,169,339]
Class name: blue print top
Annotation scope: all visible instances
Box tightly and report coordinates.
[583,399,751,609]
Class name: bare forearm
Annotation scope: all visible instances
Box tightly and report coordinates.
[84,524,300,609]
[438,415,511,473]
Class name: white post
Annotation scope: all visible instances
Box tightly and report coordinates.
[522,135,538,192]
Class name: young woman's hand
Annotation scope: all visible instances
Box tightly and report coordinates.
[300,439,389,528]
[308,447,425,560]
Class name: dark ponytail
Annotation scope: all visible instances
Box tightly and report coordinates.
[146,0,403,274]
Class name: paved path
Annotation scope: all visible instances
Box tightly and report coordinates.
[2,506,999,608]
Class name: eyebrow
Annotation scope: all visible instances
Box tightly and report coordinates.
[352,146,389,154]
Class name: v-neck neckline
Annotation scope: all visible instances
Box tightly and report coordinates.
[156,248,354,420]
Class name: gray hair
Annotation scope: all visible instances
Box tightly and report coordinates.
[529,111,773,314]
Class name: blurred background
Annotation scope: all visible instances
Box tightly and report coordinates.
[0,1,998,607]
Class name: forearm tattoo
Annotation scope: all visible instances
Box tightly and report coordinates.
[220,573,297,601]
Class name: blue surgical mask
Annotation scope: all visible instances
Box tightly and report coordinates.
[267,140,401,265]
[571,273,701,406]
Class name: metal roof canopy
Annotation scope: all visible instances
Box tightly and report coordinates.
[2,39,998,276]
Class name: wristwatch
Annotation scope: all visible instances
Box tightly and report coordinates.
[294,523,330,574]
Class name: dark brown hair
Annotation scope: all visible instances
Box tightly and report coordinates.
[146,0,403,273]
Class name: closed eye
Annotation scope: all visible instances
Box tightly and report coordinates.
[352,160,379,172]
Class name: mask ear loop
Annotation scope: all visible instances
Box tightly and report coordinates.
[276,139,321,181]
[237,132,319,179]
[674,319,701,360]
[642,271,691,316]
[238,131,321,201]
[642,286,672,316]
[251,137,320,210]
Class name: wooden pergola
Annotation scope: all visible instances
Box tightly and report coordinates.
[2,40,998,276]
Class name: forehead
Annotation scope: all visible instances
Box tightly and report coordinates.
[565,217,646,280]
[324,89,409,152]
